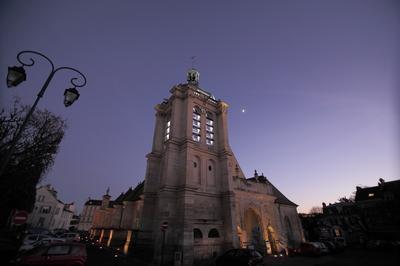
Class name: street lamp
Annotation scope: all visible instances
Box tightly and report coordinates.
[0,50,87,177]
[7,66,26,87]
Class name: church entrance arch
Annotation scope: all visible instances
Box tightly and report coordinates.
[243,208,266,253]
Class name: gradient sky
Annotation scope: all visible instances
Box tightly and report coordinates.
[0,0,399,213]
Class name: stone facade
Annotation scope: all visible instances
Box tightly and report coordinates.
[139,70,304,265]
[90,184,144,253]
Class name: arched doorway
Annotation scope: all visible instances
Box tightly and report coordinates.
[243,209,266,253]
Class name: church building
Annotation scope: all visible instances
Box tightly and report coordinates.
[139,69,304,265]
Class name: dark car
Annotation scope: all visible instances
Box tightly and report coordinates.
[216,249,264,266]
[17,242,87,266]
[298,242,321,256]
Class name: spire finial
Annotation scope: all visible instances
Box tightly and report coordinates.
[191,56,196,68]
[106,187,110,195]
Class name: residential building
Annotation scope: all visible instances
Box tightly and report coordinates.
[77,199,102,231]
[27,185,74,230]
[355,178,400,240]
[300,178,400,245]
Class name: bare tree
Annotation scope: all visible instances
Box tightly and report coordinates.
[309,206,323,214]
[0,99,66,226]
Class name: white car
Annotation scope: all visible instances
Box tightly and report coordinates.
[19,236,65,252]
[22,234,48,246]
[60,233,80,242]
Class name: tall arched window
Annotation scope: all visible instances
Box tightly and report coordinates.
[207,159,216,186]
[164,120,171,141]
[192,107,201,142]
[206,112,214,145]
[193,156,201,184]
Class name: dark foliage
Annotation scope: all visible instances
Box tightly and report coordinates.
[0,99,66,226]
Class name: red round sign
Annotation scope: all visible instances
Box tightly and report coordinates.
[13,210,29,225]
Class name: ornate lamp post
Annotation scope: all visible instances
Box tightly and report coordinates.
[0,50,87,177]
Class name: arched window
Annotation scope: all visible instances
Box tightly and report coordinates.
[164,120,171,141]
[193,156,201,184]
[208,228,220,238]
[192,107,201,142]
[206,112,214,145]
[193,228,203,239]
[207,160,216,186]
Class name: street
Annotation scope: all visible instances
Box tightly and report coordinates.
[86,245,399,266]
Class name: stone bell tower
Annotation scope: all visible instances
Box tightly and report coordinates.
[140,69,245,265]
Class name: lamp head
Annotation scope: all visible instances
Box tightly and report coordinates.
[7,66,26,87]
[63,88,80,107]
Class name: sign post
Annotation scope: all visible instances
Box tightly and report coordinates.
[13,210,29,225]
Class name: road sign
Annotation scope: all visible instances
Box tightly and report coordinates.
[161,221,168,231]
[13,210,29,225]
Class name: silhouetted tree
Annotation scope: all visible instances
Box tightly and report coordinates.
[0,99,66,227]
[309,206,323,214]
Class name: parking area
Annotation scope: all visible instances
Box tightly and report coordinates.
[263,248,399,266]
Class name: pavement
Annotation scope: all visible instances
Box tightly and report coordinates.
[263,248,399,266]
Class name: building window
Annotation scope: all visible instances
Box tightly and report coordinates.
[41,206,51,214]
[194,162,197,168]
[206,139,214,145]
[37,217,45,227]
[192,107,201,142]
[206,112,214,145]
[368,193,374,197]
[193,228,203,239]
[165,120,171,141]
[208,228,220,238]
[208,165,212,171]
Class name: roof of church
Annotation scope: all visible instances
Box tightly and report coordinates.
[113,182,144,204]
[247,175,298,207]
[124,181,144,201]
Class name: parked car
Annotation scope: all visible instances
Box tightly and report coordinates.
[322,241,339,253]
[60,232,80,242]
[22,234,50,246]
[19,237,65,252]
[16,242,87,266]
[52,228,69,238]
[313,242,329,255]
[216,248,264,266]
[298,242,321,256]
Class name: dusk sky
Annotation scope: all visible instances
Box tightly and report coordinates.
[0,0,399,213]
